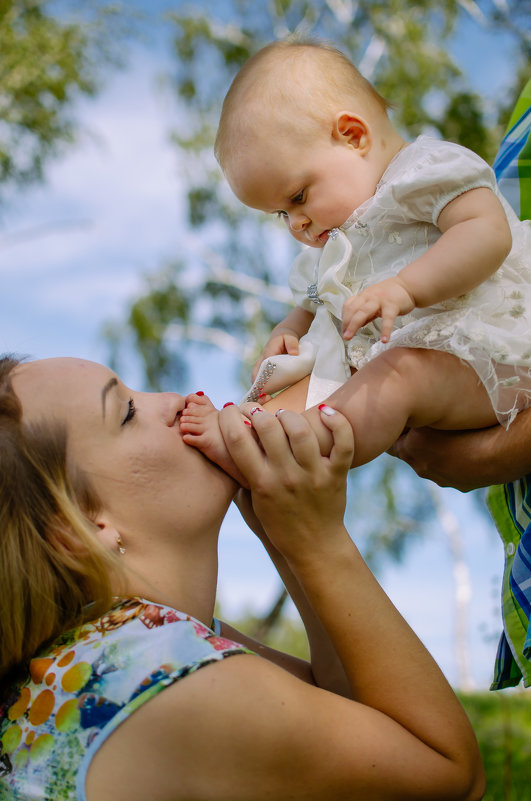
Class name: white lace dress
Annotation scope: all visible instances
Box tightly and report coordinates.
[290,135,531,425]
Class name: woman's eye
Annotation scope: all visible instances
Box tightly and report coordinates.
[292,190,304,203]
[121,398,136,426]
[275,210,288,219]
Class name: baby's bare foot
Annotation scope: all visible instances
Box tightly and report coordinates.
[180,393,249,486]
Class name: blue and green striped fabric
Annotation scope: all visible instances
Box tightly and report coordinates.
[488,78,531,690]
[493,79,531,221]
[488,479,531,688]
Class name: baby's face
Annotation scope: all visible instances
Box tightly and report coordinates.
[226,121,381,248]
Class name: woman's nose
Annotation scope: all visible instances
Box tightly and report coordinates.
[160,392,185,425]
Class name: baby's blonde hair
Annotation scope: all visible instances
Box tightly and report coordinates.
[0,356,120,686]
[215,38,391,171]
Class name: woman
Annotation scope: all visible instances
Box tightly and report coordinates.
[0,355,484,800]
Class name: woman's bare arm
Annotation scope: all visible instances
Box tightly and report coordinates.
[231,487,351,696]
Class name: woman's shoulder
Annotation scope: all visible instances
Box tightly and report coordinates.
[84,647,313,801]
[0,597,251,801]
[2,596,252,720]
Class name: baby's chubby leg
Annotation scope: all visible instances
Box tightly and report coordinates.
[181,348,496,477]
[301,347,498,468]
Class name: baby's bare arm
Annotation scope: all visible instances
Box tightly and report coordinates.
[272,306,314,339]
[252,307,314,381]
[400,187,512,307]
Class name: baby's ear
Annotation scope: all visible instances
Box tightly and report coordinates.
[333,112,371,152]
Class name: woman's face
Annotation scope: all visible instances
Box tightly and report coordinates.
[12,358,236,540]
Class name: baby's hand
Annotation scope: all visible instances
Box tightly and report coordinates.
[342,277,415,343]
[251,329,301,382]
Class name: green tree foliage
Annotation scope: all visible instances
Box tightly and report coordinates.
[0,0,124,197]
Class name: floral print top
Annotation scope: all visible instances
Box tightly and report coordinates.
[0,598,252,801]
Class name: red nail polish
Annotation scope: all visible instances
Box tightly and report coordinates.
[223,401,235,407]
[318,404,326,410]
[258,392,267,398]
[243,419,252,427]
[195,391,205,396]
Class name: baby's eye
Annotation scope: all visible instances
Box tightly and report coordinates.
[292,190,304,203]
[275,210,288,219]
[121,398,136,426]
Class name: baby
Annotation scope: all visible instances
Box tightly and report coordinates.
[180,39,531,478]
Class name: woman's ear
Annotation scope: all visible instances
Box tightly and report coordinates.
[93,517,123,554]
[333,112,371,153]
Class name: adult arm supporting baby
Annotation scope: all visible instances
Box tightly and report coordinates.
[389,407,531,492]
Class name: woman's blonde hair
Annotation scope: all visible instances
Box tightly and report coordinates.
[0,355,119,684]
[215,38,391,170]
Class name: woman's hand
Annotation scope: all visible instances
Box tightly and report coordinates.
[219,403,353,561]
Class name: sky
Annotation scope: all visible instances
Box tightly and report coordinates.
[0,2,525,691]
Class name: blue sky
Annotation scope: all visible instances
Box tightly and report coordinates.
[0,3,523,690]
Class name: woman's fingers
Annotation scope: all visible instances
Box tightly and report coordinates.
[224,402,354,489]
[218,404,270,487]
[265,409,322,470]
[316,405,354,476]
[237,405,317,486]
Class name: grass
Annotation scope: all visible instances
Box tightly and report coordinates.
[458,690,531,801]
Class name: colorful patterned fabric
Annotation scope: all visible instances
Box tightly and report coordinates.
[0,597,252,800]
[488,78,531,690]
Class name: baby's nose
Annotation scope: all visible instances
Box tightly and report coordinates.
[288,212,309,232]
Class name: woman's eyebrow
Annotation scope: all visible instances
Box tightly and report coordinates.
[101,377,118,419]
